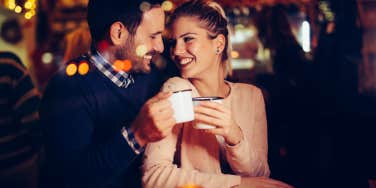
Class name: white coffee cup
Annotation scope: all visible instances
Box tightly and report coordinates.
[192,96,224,129]
[169,89,194,124]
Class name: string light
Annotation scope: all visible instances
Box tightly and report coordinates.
[4,0,38,20]
[66,64,78,76]
[78,61,89,75]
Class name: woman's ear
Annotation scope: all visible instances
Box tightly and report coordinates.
[215,34,226,54]
[110,21,128,46]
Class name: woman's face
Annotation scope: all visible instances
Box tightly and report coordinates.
[170,16,220,79]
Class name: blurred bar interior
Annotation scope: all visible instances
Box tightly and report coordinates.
[0,0,375,187]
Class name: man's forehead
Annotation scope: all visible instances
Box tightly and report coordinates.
[143,7,165,20]
[139,7,165,31]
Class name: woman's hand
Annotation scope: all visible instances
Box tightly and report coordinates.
[194,101,243,145]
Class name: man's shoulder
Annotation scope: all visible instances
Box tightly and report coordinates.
[50,56,98,85]
[43,56,101,100]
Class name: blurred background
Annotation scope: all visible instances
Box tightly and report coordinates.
[0,0,375,187]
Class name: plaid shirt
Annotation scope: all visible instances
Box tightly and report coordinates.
[88,50,143,154]
[89,50,134,88]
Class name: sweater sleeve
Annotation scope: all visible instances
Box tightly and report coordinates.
[142,125,241,188]
[224,86,270,177]
[40,73,138,188]
[142,77,241,188]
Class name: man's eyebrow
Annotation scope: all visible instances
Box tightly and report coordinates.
[151,31,163,36]
[179,32,197,38]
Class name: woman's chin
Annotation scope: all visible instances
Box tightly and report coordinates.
[180,71,192,79]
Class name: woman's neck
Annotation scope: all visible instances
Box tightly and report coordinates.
[189,69,229,98]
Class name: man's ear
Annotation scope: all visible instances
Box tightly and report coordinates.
[110,21,128,46]
[215,34,226,53]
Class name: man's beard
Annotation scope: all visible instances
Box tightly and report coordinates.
[114,37,152,74]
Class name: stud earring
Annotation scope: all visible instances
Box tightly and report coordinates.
[216,48,220,54]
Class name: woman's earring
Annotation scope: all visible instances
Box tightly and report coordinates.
[216,48,220,54]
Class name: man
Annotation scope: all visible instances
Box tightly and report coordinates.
[0,51,41,188]
[39,0,175,187]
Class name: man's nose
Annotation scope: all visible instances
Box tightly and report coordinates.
[153,38,164,53]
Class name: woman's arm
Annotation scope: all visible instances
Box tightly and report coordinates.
[224,87,270,177]
[142,124,241,188]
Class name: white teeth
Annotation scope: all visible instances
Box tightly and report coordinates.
[180,58,193,65]
[144,55,152,60]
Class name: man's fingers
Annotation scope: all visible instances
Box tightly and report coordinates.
[152,105,174,121]
[152,91,172,102]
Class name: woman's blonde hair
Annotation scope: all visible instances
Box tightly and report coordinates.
[169,0,232,76]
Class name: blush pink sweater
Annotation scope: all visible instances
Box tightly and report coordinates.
[142,77,270,188]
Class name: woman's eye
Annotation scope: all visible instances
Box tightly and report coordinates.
[183,37,193,43]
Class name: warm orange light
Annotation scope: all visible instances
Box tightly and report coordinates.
[78,61,89,75]
[66,63,77,76]
[231,50,239,58]
[178,184,203,188]
[122,60,132,72]
[113,60,124,72]
[113,59,132,72]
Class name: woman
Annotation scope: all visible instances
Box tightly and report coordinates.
[142,1,291,188]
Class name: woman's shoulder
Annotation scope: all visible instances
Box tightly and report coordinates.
[229,82,262,93]
[162,76,193,92]
[228,81,263,99]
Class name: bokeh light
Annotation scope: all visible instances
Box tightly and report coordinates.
[162,1,173,12]
[8,3,16,10]
[25,12,32,19]
[139,2,151,12]
[136,45,147,57]
[24,1,32,9]
[231,50,239,59]
[178,184,203,188]
[113,59,132,72]
[41,52,53,64]
[78,61,89,75]
[6,0,37,19]
[14,5,22,13]
[66,64,77,76]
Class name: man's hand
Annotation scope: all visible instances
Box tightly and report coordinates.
[236,177,293,188]
[131,91,176,146]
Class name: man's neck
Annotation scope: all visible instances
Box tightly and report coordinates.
[98,48,119,65]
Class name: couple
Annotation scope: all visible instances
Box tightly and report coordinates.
[40,0,292,188]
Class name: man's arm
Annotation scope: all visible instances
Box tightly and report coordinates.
[40,76,137,188]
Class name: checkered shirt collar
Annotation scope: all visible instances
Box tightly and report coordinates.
[88,49,134,88]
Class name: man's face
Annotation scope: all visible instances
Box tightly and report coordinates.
[116,7,165,74]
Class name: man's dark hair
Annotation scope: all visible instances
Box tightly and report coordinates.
[87,0,163,43]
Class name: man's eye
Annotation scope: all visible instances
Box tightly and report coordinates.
[183,37,194,43]
[151,34,161,39]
